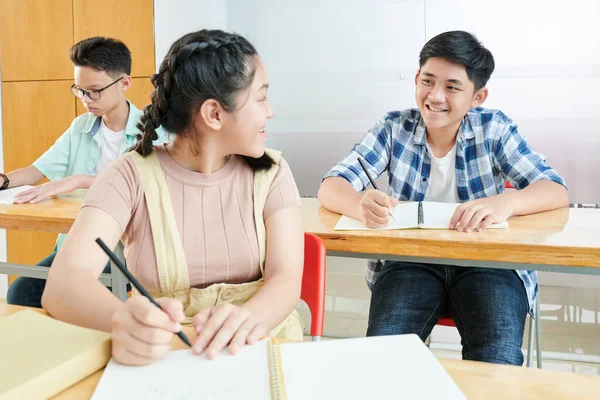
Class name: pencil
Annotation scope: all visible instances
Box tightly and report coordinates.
[357,157,395,220]
[95,238,192,347]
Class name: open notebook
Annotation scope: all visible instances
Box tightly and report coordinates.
[0,309,111,400]
[335,201,509,230]
[92,334,465,400]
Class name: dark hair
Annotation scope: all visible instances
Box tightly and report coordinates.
[419,31,495,91]
[69,37,132,77]
[136,29,274,171]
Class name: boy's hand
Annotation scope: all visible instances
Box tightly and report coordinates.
[358,189,398,228]
[192,303,267,359]
[13,175,88,204]
[111,297,185,366]
[450,195,513,232]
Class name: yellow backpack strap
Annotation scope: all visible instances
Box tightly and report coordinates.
[127,151,190,293]
[253,149,282,274]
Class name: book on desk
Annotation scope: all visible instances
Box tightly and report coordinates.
[335,201,509,231]
[0,309,111,400]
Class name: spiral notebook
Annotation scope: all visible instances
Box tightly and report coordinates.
[92,334,465,399]
[335,201,509,230]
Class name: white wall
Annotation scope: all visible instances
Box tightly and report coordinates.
[154,0,229,71]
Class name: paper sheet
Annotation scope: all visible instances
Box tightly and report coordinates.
[280,334,466,400]
[334,201,508,230]
[0,186,35,205]
[92,341,271,400]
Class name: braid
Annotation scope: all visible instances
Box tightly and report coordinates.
[135,104,160,156]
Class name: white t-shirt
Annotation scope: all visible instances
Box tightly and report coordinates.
[96,120,125,174]
[424,142,460,203]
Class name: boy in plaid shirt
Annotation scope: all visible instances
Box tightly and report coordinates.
[319,31,567,365]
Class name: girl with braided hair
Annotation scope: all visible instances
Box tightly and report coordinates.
[43,30,304,366]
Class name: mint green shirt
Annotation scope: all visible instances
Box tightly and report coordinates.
[32,100,170,250]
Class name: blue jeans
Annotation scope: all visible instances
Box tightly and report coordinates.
[6,251,117,308]
[367,261,529,365]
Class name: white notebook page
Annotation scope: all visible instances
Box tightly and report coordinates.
[92,341,271,400]
[280,334,466,400]
[0,186,34,205]
[334,201,508,230]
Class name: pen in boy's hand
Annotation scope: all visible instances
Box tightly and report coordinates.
[95,238,192,347]
[357,157,395,220]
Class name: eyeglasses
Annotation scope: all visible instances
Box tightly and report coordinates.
[70,76,125,100]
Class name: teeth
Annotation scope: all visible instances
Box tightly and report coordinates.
[428,105,447,112]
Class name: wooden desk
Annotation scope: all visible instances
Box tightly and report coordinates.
[301,198,600,275]
[4,195,600,274]
[0,190,127,299]
[1,305,598,400]
[0,189,82,234]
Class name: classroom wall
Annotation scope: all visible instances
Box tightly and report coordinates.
[154,0,228,69]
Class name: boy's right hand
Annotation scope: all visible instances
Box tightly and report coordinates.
[358,189,398,228]
[111,296,185,366]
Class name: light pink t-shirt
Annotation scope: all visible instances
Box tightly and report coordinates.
[83,146,301,292]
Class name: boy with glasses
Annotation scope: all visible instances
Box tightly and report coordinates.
[4,37,169,307]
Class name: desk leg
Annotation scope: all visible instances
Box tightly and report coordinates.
[110,242,129,301]
[535,297,543,368]
[527,314,534,367]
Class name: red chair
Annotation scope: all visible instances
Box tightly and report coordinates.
[434,181,542,367]
[301,233,326,341]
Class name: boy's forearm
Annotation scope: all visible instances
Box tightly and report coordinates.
[5,165,45,188]
[505,180,569,216]
[71,174,95,189]
[318,177,363,219]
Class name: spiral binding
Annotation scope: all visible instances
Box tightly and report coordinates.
[267,339,286,400]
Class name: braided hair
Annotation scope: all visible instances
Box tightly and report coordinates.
[135,30,274,171]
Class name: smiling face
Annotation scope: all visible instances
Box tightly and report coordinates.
[219,57,275,158]
[415,57,488,136]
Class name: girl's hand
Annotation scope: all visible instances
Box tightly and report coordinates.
[192,303,267,359]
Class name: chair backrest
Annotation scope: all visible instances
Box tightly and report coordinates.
[301,233,326,337]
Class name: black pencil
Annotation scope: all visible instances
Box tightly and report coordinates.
[95,238,192,347]
[357,157,395,220]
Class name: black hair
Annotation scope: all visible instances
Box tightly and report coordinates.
[135,29,274,171]
[419,31,495,91]
[69,37,132,77]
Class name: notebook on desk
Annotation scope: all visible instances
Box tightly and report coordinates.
[335,201,509,231]
[92,334,465,400]
[0,309,111,400]
[0,186,34,205]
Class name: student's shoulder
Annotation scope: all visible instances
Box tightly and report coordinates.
[64,112,98,137]
[466,107,516,139]
[375,109,421,132]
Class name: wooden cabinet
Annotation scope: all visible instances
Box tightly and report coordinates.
[73,0,155,77]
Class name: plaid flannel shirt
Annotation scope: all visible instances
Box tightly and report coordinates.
[324,107,566,317]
